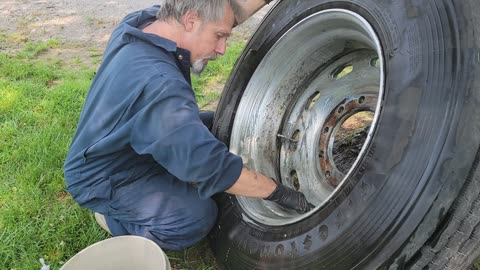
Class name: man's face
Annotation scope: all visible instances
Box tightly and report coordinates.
[184,5,234,75]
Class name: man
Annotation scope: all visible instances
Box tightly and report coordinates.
[64,0,312,251]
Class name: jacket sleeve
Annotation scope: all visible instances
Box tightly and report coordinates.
[129,75,243,199]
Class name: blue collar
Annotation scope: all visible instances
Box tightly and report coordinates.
[118,6,193,84]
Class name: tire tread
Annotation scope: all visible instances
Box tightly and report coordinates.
[410,149,480,269]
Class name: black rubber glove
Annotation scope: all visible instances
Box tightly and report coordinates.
[264,182,314,213]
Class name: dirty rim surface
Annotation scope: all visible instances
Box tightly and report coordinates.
[229,9,385,226]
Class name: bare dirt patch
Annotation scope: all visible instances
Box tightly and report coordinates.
[0,0,272,108]
[0,0,271,56]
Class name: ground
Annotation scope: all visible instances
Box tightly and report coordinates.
[0,0,271,111]
[0,1,271,269]
[0,0,269,56]
[2,1,479,269]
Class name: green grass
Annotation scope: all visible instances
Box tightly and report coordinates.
[192,42,245,107]
[0,40,244,269]
[15,40,60,60]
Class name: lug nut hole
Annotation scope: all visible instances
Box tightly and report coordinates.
[306,91,321,111]
[358,96,366,104]
[290,170,300,191]
[370,57,380,68]
[290,130,300,151]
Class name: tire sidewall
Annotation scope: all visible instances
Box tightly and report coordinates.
[211,1,480,269]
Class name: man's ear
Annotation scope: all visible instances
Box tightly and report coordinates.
[182,10,200,32]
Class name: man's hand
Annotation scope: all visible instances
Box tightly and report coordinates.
[264,182,314,213]
[232,0,276,26]
[225,168,312,212]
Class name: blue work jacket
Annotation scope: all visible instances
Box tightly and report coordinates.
[64,6,243,208]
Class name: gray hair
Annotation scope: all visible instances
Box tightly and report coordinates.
[156,0,243,24]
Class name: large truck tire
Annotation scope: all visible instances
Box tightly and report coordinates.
[210,0,480,269]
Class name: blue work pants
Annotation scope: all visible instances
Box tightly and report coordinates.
[103,111,218,250]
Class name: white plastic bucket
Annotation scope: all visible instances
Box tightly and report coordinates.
[60,236,171,270]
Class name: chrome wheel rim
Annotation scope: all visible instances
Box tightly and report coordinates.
[230,9,385,226]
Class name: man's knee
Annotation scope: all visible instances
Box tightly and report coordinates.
[199,110,214,130]
[174,198,218,246]
[193,198,218,236]
[129,198,218,250]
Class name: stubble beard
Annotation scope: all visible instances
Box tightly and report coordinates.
[191,54,217,76]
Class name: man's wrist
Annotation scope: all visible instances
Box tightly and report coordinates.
[264,180,280,200]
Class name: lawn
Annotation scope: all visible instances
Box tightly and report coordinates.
[0,38,244,270]
[2,35,480,270]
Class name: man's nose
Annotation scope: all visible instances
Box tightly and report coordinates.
[215,40,227,56]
